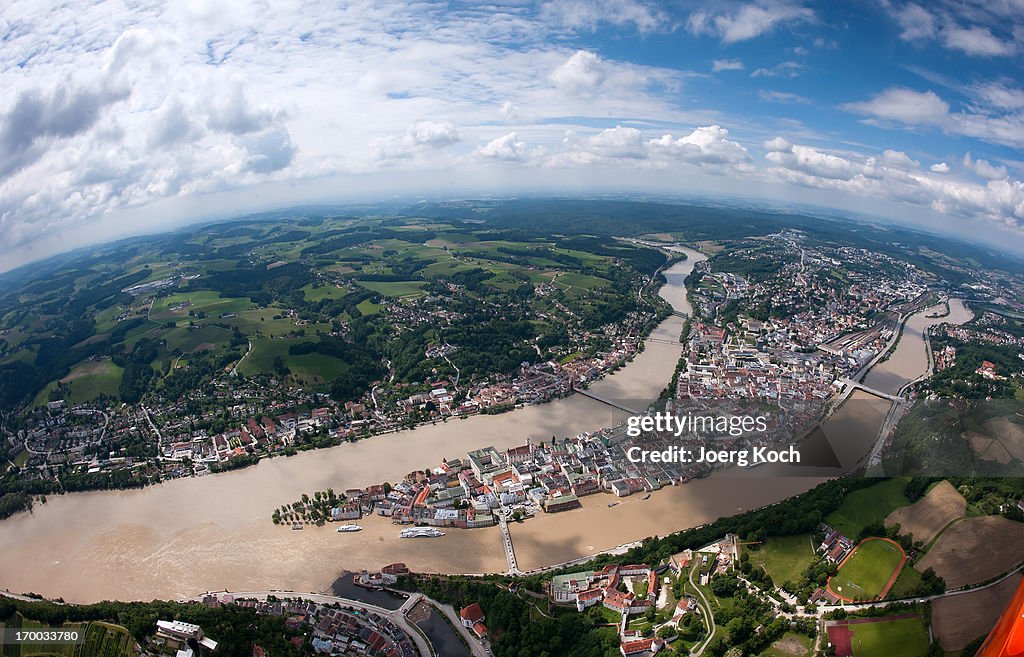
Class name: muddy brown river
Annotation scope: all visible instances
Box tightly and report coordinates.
[0,249,970,603]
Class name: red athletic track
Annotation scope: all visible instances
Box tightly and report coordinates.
[826,537,908,603]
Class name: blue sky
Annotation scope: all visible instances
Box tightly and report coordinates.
[1,0,1023,270]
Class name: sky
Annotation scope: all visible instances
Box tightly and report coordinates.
[2,0,1024,271]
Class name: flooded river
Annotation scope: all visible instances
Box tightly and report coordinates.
[0,249,972,603]
[863,298,974,395]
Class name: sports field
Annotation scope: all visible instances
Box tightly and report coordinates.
[828,538,906,601]
[827,615,929,657]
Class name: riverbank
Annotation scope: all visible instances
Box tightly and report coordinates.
[0,251,974,606]
[0,250,708,603]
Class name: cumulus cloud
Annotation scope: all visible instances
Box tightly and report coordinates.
[243,126,296,174]
[964,152,1008,180]
[0,80,129,178]
[764,139,857,180]
[763,136,1024,231]
[842,87,951,126]
[549,50,607,94]
[554,124,752,173]
[687,1,814,43]
[373,121,461,160]
[843,86,1024,148]
[205,83,283,135]
[648,125,751,167]
[474,132,530,161]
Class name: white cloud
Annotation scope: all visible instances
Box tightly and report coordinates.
[764,139,857,180]
[550,51,607,94]
[751,61,804,79]
[759,90,811,104]
[964,152,1008,180]
[941,25,1016,57]
[895,4,937,41]
[888,2,1019,57]
[842,86,1024,148]
[763,136,1024,231]
[372,121,461,160]
[712,59,745,72]
[970,81,1024,110]
[554,124,752,173]
[842,87,951,125]
[474,132,530,161]
[540,0,670,33]
[882,149,919,168]
[648,125,751,167]
[687,1,814,44]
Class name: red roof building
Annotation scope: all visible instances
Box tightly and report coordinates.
[459,603,486,628]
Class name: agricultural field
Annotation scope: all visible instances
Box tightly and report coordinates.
[884,480,966,545]
[1,211,669,415]
[745,534,817,585]
[932,572,1022,651]
[825,477,910,538]
[827,538,905,601]
[916,515,1024,588]
[355,280,427,298]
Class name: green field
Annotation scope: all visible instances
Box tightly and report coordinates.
[33,360,124,407]
[757,632,812,657]
[552,272,609,290]
[302,283,350,302]
[887,566,923,599]
[825,477,910,537]
[746,534,817,585]
[238,338,350,383]
[356,280,427,298]
[150,290,251,319]
[848,617,929,657]
[356,299,382,315]
[829,539,905,601]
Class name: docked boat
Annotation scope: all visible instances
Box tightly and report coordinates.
[336,524,362,532]
[400,527,445,538]
[607,502,619,508]
[641,494,651,500]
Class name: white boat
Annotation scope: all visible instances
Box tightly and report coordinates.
[400,527,445,538]
[336,524,362,532]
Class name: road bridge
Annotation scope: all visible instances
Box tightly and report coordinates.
[571,386,641,414]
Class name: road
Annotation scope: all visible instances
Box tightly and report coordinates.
[688,564,715,656]
[230,340,253,377]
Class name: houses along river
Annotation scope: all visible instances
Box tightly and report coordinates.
[0,248,970,602]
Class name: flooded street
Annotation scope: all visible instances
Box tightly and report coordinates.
[0,249,973,604]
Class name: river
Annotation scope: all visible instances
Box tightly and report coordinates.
[0,248,971,603]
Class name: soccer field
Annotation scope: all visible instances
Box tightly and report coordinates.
[851,617,929,657]
[829,538,905,601]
